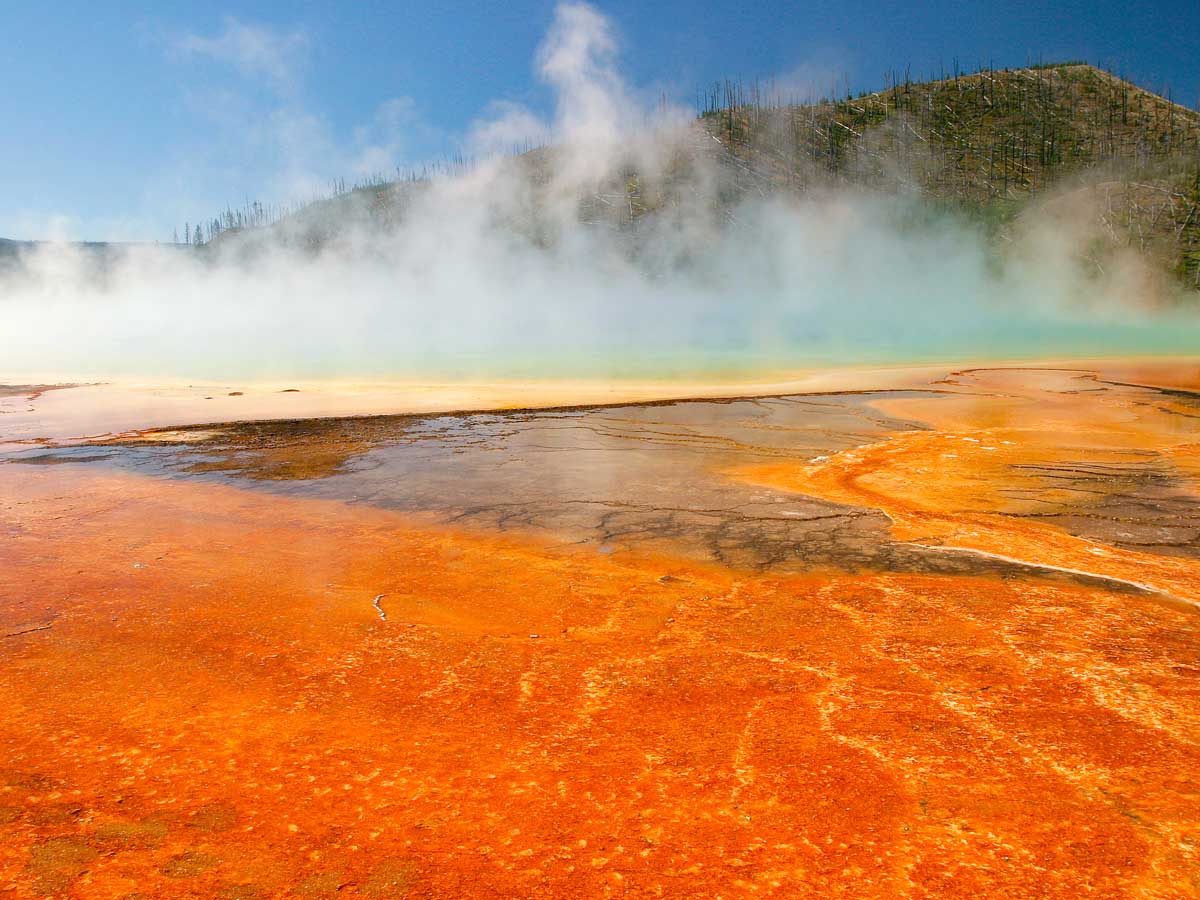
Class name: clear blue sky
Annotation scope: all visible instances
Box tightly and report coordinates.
[2,0,1196,241]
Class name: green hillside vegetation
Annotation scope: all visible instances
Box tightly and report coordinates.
[193,63,1200,289]
[699,64,1200,285]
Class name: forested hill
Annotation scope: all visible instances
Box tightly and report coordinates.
[700,63,1200,284]
[9,64,1199,289]
[196,63,1199,287]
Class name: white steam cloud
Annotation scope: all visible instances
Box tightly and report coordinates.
[2,3,1197,383]
[174,16,311,94]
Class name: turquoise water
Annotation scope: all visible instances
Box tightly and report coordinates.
[5,196,1200,382]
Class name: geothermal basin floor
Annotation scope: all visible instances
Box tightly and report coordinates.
[1,363,1199,898]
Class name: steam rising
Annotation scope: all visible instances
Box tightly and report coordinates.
[3,3,1198,383]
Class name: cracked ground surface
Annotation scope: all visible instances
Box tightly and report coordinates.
[40,386,1200,583]
[1,366,1199,898]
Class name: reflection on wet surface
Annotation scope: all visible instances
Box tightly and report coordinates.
[106,392,941,573]
[16,375,1200,585]
[3,366,1200,898]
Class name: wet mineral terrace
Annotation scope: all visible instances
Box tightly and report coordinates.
[1,366,1199,898]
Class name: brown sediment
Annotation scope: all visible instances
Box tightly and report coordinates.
[167,415,414,481]
[0,384,76,400]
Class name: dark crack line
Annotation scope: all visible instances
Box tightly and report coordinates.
[4,622,53,637]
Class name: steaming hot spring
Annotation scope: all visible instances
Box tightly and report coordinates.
[3,4,1200,899]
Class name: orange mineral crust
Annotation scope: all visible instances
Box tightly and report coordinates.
[736,368,1200,605]
[2,459,1199,898]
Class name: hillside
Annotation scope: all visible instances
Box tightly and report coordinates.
[700,64,1200,284]
[131,64,1200,291]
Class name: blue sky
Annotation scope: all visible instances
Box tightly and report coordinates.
[2,0,1197,241]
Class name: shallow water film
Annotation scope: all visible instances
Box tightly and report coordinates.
[2,365,1200,898]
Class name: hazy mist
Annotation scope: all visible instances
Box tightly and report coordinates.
[2,2,1197,383]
